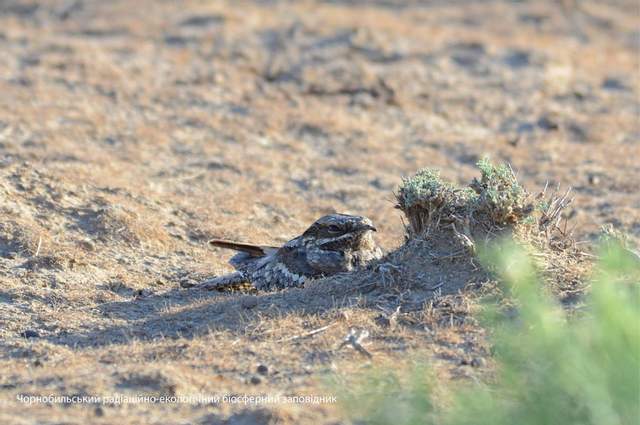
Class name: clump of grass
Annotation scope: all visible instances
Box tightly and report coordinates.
[396,159,536,239]
[395,168,475,236]
[396,159,576,263]
[338,240,640,425]
[470,158,533,227]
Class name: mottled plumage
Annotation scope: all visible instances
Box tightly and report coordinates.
[198,214,382,291]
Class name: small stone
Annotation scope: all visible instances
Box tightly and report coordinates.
[470,357,486,368]
[507,135,520,147]
[374,315,391,328]
[179,278,197,288]
[250,376,262,385]
[78,239,95,252]
[241,296,258,309]
[537,115,559,131]
[602,77,627,91]
[134,289,151,298]
[20,330,39,339]
[94,406,104,417]
[256,364,269,376]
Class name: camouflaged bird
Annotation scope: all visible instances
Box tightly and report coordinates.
[198,214,383,291]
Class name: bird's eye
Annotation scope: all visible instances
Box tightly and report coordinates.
[328,225,341,233]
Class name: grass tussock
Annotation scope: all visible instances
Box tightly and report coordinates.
[396,158,583,294]
[338,241,640,425]
[470,158,531,226]
[396,158,568,238]
[396,168,475,235]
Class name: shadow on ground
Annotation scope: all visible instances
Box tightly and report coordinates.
[46,238,484,348]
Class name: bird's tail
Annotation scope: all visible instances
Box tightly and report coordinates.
[208,239,278,257]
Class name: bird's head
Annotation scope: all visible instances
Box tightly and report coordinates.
[302,213,377,252]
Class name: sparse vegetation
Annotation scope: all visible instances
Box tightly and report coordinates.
[397,158,581,238]
[396,158,580,282]
[396,168,474,235]
[397,158,539,237]
[470,158,532,226]
[360,160,626,425]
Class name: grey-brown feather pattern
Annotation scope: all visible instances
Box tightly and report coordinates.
[198,214,382,291]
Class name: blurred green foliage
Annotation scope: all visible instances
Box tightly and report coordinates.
[339,241,639,425]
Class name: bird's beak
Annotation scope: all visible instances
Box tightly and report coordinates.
[360,224,377,232]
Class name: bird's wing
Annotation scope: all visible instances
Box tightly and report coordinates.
[198,271,248,290]
[209,239,279,257]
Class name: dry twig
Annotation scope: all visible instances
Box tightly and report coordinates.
[337,328,372,358]
[277,323,336,343]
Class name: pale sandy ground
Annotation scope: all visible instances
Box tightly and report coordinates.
[0,0,638,423]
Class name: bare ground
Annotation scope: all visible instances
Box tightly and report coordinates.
[0,0,638,424]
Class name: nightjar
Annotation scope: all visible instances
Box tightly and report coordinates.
[197,213,383,291]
